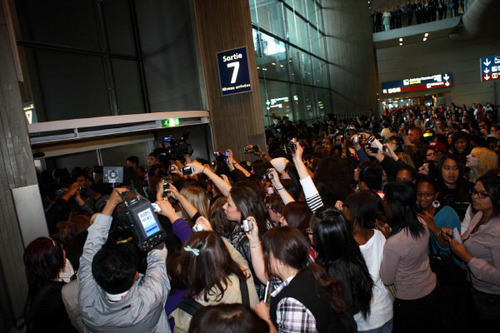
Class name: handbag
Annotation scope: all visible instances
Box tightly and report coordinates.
[429,253,467,286]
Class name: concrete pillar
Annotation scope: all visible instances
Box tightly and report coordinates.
[0,0,38,329]
[192,0,266,160]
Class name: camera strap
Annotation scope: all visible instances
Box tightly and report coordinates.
[239,277,250,307]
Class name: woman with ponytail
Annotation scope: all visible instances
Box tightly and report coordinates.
[380,181,440,333]
[255,226,355,332]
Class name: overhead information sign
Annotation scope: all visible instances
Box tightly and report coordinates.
[217,46,252,96]
[480,55,500,82]
[381,73,452,95]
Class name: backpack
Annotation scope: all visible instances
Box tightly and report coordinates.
[177,277,250,316]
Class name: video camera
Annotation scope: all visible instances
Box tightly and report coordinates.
[162,131,193,156]
[117,191,167,252]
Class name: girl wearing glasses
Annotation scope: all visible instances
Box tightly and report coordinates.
[442,174,500,330]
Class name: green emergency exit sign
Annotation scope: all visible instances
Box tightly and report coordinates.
[162,118,180,127]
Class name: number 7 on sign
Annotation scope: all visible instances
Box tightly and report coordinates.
[227,61,240,84]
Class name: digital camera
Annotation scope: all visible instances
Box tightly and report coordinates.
[265,170,274,182]
[367,136,384,153]
[284,139,297,154]
[242,219,253,232]
[182,166,193,175]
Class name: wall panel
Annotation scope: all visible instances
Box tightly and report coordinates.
[377,34,500,106]
[323,0,379,115]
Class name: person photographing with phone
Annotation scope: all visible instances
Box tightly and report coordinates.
[441,174,500,330]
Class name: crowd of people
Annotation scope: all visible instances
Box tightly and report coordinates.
[371,0,466,32]
[21,100,500,332]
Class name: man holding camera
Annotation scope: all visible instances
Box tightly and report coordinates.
[78,188,170,332]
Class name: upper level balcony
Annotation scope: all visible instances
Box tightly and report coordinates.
[371,0,499,48]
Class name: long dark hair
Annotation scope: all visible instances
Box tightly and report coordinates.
[384,181,425,238]
[359,163,383,191]
[210,197,235,238]
[262,227,346,313]
[311,206,373,318]
[344,191,382,229]
[230,182,268,236]
[23,237,65,295]
[181,232,248,302]
[282,201,312,237]
[189,304,268,333]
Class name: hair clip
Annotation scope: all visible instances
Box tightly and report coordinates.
[184,245,200,256]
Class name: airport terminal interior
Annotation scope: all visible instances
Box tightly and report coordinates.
[1,0,500,331]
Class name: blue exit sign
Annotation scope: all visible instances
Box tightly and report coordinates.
[480,55,500,82]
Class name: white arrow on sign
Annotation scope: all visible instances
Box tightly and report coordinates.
[484,75,490,80]
[484,59,492,66]
[484,68,490,74]
[443,74,450,81]
[445,82,450,87]
[25,111,33,124]
[495,57,500,64]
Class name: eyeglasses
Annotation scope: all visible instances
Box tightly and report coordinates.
[471,189,490,199]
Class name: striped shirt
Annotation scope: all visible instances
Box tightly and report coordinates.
[300,176,324,213]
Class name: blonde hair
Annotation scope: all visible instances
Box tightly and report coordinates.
[397,152,416,170]
[471,147,498,179]
[181,185,209,221]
